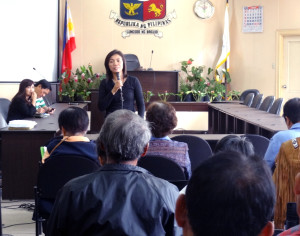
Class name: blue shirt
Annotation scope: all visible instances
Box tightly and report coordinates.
[264,123,300,169]
[150,136,171,141]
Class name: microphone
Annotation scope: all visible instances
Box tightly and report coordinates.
[33,67,46,79]
[147,50,154,71]
[116,72,122,91]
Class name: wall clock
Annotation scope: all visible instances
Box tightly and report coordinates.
[194,0,215,19]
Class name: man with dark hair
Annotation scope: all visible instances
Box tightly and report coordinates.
[264,97,300,169]
[176,151,275,236]
[42,106,98,163]
[47,109,179,235]
[34,79,55,114]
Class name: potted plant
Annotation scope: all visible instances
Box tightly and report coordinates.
[143,90,155,103]
[227,90,241,101]
[180,59,206,101]
[58,64,105,102]
[157,91,174,102]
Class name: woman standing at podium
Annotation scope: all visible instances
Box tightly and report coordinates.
[98,49,145,118]
[7,79,37,122]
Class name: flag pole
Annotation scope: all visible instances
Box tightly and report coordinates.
[225,0,228,100]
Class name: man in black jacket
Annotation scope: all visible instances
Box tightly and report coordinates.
[47,109,179,236]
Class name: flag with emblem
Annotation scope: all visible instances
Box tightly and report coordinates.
[62,0,76,74]
[120,0,166,21]
[216,2,230,77]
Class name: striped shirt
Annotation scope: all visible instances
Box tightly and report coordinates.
[36,97,46,109]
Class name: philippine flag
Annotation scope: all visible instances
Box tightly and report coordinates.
[61,1,76,74]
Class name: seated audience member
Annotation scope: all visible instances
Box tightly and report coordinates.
[264,98,300,169]
[47,110,180,236]
[34,79,55,114]
[146,101,191,179]
[7,79,37,122]
[273,137,300,229]
[214,134,255,156]
[42,106,98,164]
[279,172,300,235]
[176,151,275,236]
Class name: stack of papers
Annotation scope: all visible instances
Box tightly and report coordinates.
[8,120,37,130]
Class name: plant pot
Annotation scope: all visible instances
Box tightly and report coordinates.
[202,95,210,102]
[183,93,195,102]
[213,95,222,102]
[75,94,84,102]
[60,95,73,103]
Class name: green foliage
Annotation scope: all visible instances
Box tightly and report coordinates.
[143,90,155,102]
[157,91,174,102]
[58,64,105,101]
[227,90,241,101]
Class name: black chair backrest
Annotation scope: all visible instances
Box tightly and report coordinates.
[250,94,264,109]
[138,155,187,181]
[240,89,260,101]
[241,134,270,159]
[37,155,100,199]
[0,98,11,121]
[171,135,212,172]
[269,98,284,115]
[259,96,275,112]
[243,93,254,107]
[124,54,140,71]
[286,202,299,230]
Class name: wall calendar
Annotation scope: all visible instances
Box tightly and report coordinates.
[242,6,263,33]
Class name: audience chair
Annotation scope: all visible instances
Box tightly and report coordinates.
[285,202,299,230]
[241,134,270,159]
[269,98,284,115]
[124,54,141,71]
[138,155,187,182]
[34,155,100,236]
[250,94,263,109]
[259,96,275,112]
[243,93,255,107]
[171,135,212,172]
[240,89,260,101]
[0,98,11,122]
[0,113,7,129]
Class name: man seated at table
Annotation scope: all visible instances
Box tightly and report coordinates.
[34,79,55,114]
[264,97,300,170]
[42,106,99,164]
[175,151,275,236]
[46,109,179,235]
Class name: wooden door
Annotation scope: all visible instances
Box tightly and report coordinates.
[277,30,300,104]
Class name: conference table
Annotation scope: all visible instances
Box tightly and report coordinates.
[0,101,288,199]
[0,103,87,199]
[208,102,287,138]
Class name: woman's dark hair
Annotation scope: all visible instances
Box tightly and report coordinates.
[146,101,177,138]
[58,107,89,134]
[12,79,34,104]
[214,135,255,157]
[104,49,127,80]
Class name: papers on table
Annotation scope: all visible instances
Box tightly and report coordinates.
[8,120,37,130]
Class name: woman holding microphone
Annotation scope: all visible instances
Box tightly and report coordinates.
[98,49,145,118]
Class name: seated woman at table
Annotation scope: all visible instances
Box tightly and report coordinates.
[7,79,37,122]
[42,106,99,164]
[98,49,145,118]
[146,101,191,179]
